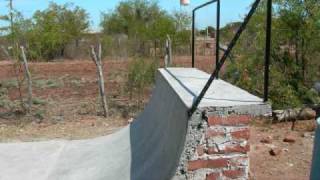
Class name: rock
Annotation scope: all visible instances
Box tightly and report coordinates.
[128,118,134,124]
[283,148,289,152]
[283,135,296,143]
[272,107,316,122]
[302,132,310,138]
[269,148,282,156]
[299,108,316,120]
[260,136,273,144]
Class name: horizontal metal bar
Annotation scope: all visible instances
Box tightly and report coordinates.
[193,0,218,12]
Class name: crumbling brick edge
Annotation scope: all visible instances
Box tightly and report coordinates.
[174,104,271,180]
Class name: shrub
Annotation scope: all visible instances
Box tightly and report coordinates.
[126,58,159,102]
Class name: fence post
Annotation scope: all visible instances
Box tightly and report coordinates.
[90,44,109,117]
[165,35,172,67]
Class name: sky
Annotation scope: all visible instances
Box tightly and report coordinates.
[0,0,254,31]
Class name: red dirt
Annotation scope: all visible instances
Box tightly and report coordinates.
[0,59,314,179]
[250,119,315,180]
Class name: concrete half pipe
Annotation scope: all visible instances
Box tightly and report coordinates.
[0,68,270,180]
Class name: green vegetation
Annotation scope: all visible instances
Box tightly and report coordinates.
[1,0,320,110]
[126,58,159,103]
[34,79,64,89]
[223,0,320,109]
[1,2,89,60]
[1,0,190,60]
[100,0,191,57]
[32,98,47,105]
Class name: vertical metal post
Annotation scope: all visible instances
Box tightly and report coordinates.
[192,10,195,68]
[188,0,261,116]
[216,0,220,78]
[264,0,272,102]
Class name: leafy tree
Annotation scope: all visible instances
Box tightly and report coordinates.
[223,0,320,109]
[100,0,185,56]
[27,2,89,60]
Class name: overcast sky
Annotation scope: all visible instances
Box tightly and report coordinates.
[0,0,254,31]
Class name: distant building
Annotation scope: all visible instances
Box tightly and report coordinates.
[195,36,216,56]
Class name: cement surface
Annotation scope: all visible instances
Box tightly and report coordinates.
[0,68,268,180]
[160,68,264,108]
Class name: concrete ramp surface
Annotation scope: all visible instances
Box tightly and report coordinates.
[0,68,266,180]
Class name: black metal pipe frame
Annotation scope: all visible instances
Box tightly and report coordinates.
[216,0,221,78]
[188,0,263,116]
[264,0,272,102]
[192,0,218,68]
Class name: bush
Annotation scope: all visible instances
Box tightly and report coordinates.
[34,79,64,89]
[126,58,159,101]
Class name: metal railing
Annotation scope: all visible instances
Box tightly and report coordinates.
[188,0,272,116]
[192,0,220,73]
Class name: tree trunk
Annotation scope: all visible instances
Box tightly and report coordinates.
[295,31,299,66]
[90,44,108,117]
[20,46,32,112]
[301,38,306,82]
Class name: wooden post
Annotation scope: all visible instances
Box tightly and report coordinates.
[90,44,108,117]
[165,35,172,67]
[20,46,32,112]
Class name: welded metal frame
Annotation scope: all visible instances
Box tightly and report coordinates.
[191,0,220,69]
[189,0,272,116]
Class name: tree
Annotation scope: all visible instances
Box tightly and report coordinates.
[27,2,89,60]
[100,0,177,56]
[0,0,33,113]
[223,0,320,109]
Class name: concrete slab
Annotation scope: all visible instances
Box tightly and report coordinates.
[161,68,263,108]
[0,68,269,180]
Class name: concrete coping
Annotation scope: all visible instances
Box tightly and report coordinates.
[160,68,271,115]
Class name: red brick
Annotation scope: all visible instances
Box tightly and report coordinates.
[208,144,250,154]
[206,172,220,180]
[188,160,206,171]
[208,115,251,126]
[223,169,245,179]
[231,128,250,140]
[207,158,230,168]
[207,147,220,154]
[197,146,205,156]
[188,158,229,171]
[226,144,250,154]
[229,157,248,167]
[205,128,226,138]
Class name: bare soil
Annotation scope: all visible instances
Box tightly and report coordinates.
[0,58,315,179]
[250,119,315,180]
[0,59,147,141]
[0,56,214,141]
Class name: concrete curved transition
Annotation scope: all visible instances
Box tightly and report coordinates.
[0,68,270,180]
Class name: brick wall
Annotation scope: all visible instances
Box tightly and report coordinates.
[185,114,252,180]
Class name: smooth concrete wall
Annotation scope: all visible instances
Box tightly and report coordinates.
[311,118,320,180]
[0,69,189,180]
[0,68,271,180]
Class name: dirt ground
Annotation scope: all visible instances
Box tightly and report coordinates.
[0,56,214,141]
[0,59,142,141]
[250,119,315,180]
[0,58,315,179]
